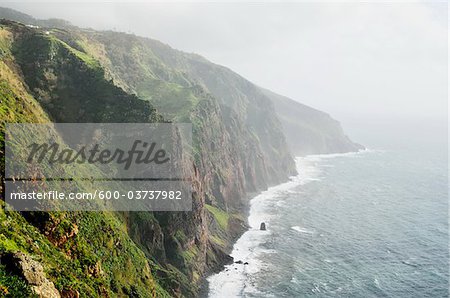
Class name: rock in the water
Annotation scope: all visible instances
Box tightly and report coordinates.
[1,252,61,298]
[260,222,266,230]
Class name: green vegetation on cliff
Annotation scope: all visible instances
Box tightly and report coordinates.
[0,21,169,297]
[0,7,361,297]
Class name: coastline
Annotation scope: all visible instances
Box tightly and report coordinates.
[203,147,449,297]
[205,150,369,297]
[206,157,307,297]
[198,180,297,298]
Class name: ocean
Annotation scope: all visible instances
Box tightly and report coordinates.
[208,137,448,297]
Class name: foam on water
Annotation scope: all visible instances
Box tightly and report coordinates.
[291,226,315,234]
[207,153,359,297]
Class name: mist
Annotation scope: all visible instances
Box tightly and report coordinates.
[1,1,447,147]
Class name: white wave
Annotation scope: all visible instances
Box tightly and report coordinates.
[303,148,377,161]
[291,226,314,234]
[208,158,316,297]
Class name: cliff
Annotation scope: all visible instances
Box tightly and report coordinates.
[261,88,364,155]
[0,8,361,298]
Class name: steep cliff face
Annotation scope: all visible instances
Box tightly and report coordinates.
[66,30,297,190]
[0,20,171,297]
[0,8,361,298]
[60,27,293,292]
[0,20,212,297]
[0,18,294,297]
[51,29,299,291]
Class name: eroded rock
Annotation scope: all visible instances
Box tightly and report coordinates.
[1,252,60,298]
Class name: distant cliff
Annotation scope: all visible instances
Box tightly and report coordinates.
[261,88,364,155]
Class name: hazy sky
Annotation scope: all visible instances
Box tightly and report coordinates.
[1,1,447,137]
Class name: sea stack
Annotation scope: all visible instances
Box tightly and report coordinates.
[260,222,266,230]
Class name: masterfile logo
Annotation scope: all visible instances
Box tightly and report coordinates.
[26,139,170,170]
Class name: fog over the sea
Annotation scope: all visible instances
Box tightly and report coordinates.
[1,1,447,144]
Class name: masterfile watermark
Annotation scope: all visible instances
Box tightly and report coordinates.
[4,123,193,211]
[27,140,170,170]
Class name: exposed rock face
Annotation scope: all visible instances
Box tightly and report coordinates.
[1,252,60,298]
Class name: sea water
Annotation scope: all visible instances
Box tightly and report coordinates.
[208,137,448,297]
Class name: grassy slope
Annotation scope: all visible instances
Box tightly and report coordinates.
[0,22,171,298]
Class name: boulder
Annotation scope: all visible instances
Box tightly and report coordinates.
[1,252,60,298]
